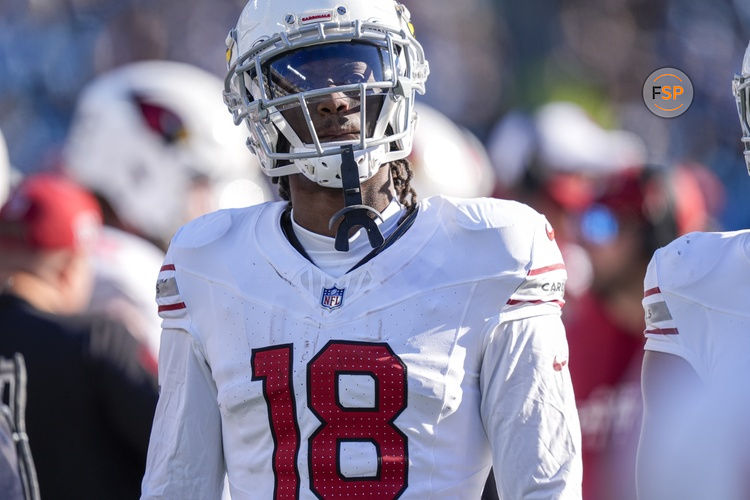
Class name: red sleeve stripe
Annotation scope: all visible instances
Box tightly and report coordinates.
[528,263,566,276]
[644,287,661,298]
[507,299,565,307]
[644,327,679,335]
[158,302,186,312]
[160,264,176,272]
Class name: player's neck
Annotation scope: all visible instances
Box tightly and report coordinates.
[288,165,396,238]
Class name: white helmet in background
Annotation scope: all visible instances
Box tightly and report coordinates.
[0,128,9,205]
[732,41,750,176]
[223,0,429,188]
[408,103,496,198]
[64,60,273,248]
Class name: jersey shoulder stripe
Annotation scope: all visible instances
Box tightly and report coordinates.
[643,261,680,337]
[156,264,186,316]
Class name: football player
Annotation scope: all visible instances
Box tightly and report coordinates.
[636,43,750,499]
[141,1,582,498]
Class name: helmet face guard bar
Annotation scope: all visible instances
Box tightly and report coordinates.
[224,19,427,177]
[733,74,750,176]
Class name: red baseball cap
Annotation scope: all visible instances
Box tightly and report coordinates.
[0,173,102,251]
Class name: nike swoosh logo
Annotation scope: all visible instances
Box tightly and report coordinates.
[553,356,568,371]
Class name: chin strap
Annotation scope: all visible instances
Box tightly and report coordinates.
[328,145,385,252]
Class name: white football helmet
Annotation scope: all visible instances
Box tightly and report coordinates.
[732,41,750,176]
[64,60,273,247]
[224,0,429,188]
[408,103,496,198]
[0,128,8,205]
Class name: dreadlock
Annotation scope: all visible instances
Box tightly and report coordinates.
[276,158,418,216]
[389,158,418,216]
[277,175,292,204]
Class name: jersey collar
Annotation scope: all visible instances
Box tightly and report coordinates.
[255,198,442,291]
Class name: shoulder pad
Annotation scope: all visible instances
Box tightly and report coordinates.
[655,231,736,293]
[651,230,750,316]
[437,196,539,231]
[170,209,234,249]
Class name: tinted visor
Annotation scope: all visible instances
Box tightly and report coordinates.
[265,42,392,97]
[264,43,391,145]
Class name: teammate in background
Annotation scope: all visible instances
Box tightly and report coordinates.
[63,61,274,357]
[64,60,274,253]
[636,43,750,500]
[0,174,158,500]
[141,1,582,498]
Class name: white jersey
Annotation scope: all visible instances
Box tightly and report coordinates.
[642,230,750,499]
[141,196,582,500]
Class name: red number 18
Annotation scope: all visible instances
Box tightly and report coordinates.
[252,341,408,500]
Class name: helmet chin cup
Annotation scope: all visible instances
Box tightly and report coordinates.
[294,143,385,188]
[327,145,385,251]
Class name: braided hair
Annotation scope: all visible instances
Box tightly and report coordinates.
[276,159,418,216]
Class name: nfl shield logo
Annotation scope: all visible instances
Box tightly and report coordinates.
[321,286,345,310]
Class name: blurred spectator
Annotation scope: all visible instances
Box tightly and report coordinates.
[0,174,158,500]
[62,60,274,357]
[566,164,711,500]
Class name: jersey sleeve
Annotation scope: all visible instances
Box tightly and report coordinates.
[481,214,581,497]
[142,244,225,499]
[140,328,225,500]
[500,215,567,323]
[642,250,702,376]
[480,314,582,498]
